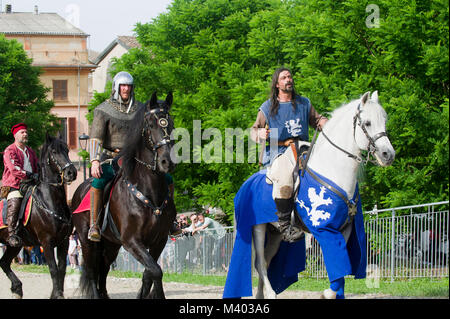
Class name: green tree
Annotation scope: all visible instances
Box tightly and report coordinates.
[89,0,448,221]
[0,35,59,173]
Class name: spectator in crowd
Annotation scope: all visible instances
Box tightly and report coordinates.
[192,212,226,272]
[31,246,44,265]
[68,232,81,270]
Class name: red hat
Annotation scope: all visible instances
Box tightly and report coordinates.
[11,123,27,136]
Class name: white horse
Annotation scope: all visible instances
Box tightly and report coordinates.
[223,91,395,299]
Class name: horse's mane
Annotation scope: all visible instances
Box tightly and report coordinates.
[119,111,145,178]
[325,99,360,129]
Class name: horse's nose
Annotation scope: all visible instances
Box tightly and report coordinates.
[379,147,395,166]
[65,166,77,181]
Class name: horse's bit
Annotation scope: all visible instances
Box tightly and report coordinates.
[136,107,172,171]
[46,151,74,186]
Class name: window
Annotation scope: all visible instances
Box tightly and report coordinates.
[53,80,68,101]
[68,117,77,149]
[58,117,77,149]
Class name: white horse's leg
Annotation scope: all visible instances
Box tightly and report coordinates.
[253,224,277,299]
[265,229,283,267]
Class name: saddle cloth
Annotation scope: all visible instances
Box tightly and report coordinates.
[72,191,91,215]
[0,196,33,229]
[223,167,366,298]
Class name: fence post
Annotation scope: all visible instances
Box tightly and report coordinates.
[390,209,396,282]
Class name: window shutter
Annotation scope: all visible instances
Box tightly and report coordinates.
[68,117,77,149]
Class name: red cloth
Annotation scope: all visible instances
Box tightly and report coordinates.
[11,123,27,136]
[0,197,32,229]
[72,191,91,215]
[1,143,39,189]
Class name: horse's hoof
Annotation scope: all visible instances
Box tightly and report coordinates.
[12,293,22,299]
[264,289,277,299]
[320,288,336,299]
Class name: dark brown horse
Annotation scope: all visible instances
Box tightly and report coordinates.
[71,92,176,299]
[0,134,77,298]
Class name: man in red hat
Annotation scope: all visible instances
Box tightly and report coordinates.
[1,123,39,247]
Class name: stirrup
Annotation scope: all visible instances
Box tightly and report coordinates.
[281,225,304,243]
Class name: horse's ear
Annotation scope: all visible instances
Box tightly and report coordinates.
[361,91,371,105]
[371,90,379,103]
[165,92,173,109]
[148,92,158,110]
[45,132,52,143]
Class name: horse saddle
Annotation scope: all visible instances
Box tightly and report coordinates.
[0,187,34,228]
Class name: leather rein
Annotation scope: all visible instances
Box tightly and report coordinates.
[320,102,387,165]
[32,151,74,224]
[135,108,172,171]
[298,102,388,223]
[128,107,172,216]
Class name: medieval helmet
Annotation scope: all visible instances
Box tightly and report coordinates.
[112,71,134,106]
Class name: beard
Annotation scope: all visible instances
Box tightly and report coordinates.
[19,136,28,144]
[280,83,293,92]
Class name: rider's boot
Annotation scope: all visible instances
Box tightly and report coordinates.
[274,197,304,243]
[88,187,102,242]
[6,197,23,247]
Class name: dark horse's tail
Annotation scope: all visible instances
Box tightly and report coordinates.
[79,241,103,299]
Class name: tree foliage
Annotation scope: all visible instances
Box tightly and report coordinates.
[89,0,449,221]
[0,35,59,172]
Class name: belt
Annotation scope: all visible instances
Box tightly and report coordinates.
[277,137,301,147]
[103,148,121,158]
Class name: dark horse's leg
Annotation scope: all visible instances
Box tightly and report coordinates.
[0,244,23,298]
[41,240,65,299]
[98,240,121,299]
[56,234,70,298]
[124,240,165,299]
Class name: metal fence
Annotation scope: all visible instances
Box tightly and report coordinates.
[114,201,449,280]
[114,226,235,276]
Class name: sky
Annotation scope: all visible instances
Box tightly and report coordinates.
[1,0,173,52]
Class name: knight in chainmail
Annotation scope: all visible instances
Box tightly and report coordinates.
[87,71,144,241]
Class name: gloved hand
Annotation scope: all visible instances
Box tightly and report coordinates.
[26,171,40,182]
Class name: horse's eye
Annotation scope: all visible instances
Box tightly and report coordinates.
[365,120,371,127]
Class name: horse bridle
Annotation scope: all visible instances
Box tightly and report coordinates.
[321,103,387,165]
[46,151,74,186]
[136,107,172,171]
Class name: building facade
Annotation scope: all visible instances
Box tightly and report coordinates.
[0,5,97,199]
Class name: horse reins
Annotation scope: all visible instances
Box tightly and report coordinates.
[129,107,172,216]
[320,102,388,165]
[135,108,172,171]
[45,152,74,186]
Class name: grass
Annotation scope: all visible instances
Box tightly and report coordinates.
[11,264,449,298]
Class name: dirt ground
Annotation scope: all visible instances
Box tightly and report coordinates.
[0,270,436,299]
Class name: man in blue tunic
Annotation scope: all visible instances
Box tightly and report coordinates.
[250,67,328,242]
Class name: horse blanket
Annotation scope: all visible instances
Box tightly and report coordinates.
[72,191,91,215]
[0,196,33,229]
[222,168,366,299]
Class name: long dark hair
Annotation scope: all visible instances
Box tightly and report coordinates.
[269,67,297,117]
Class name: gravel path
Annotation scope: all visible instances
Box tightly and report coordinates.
[0,270,440,299]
